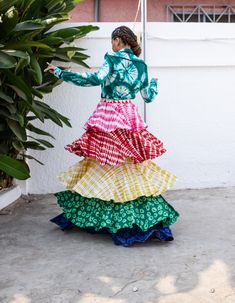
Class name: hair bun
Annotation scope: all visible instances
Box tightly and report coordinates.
[132,43,141,57]
[112,26,142,57]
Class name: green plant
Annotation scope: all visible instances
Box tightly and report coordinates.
[0,0,99,189]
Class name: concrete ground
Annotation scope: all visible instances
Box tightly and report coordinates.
[0,187,235,303]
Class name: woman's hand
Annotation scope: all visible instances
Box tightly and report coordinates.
[44,62,55,74]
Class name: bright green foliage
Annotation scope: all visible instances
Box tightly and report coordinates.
[0,0,99,188]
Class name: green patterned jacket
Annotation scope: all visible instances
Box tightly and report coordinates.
[54,47,158,103]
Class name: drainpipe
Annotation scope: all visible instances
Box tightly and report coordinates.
[95,0,100,22]
[141,0,147,122]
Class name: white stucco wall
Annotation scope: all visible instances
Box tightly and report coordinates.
[25,22,235,194]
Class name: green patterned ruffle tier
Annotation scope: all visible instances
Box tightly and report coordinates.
[55,191,179,233]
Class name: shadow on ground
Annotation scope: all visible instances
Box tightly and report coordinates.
[0,187,235,303]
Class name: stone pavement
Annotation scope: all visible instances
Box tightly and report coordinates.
[0,187,235,303]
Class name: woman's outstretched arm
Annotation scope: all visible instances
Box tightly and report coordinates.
[53,53,112,87]
[140,66,158,103]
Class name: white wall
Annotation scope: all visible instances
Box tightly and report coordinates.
[26,22,235,194]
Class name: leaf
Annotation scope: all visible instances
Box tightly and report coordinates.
[22,154,44,165]
[49,2,66,15]
[28,68,42,86]
[1,101,17,114]
[23,141,46,150]
[63,0,82,12]
[21,0,43,21]
[17,114,24,127]
[0,108,11,118]
[0,6,18,37]
[21,0,42,21]
[48,27,83,39]
[34,52,54,59]
[39,36,63,46]
[57,47,87,52]
[26,123,55,139]
[33,101,63,127]
[6,41,53,50]
[0,51,16,69]
[50,25,99,40]
[34,100,51,109]
[46,0,65,12]
[34,101,71,127]
[49,25,99,41]
[0,154,30,180]
[0,91,13,103]
[12,140,25,151]
[39,108,63,126]
[22,99,45,122]
[7,84,27,101]
[19,28,45,41]
[55,50,89,62]
[41,16,69,28]
[34,79,63,93]
[15,56,31,73]
[54,112,72,127]
[13,20,45,32]
[36,139,54,148]
[5,70,32,101]
[8,119,27,142]
[0,109,18,121]
[0,1,18,14]
[29,53,42,84]
[28,136,54,148]
[31,87,44,99]
[70,56,90,68]
[25,116,37,121]
[1,50,29,59]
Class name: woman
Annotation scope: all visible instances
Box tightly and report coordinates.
[46,26,179,246]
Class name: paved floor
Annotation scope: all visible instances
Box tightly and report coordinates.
[0,187,235,303]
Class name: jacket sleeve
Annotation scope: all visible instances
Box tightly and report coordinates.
[54,53,112,87]
[140,66,158,103]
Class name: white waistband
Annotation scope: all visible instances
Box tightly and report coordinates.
[101,98,133,103]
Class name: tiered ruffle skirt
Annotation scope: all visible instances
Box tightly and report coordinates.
[51,99,179,246]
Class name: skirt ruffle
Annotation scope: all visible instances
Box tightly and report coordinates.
[85,99,147,132]
[111,224,174,246]
[57,158,176,203]
[65,129,166,165]
[52,191,179,233]
[51,213,174,247]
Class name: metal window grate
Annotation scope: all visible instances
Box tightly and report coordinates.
[166,5,235,22]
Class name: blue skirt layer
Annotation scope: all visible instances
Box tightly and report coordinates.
[51,213,174,247]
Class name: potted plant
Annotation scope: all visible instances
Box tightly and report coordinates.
[0,0,98,208]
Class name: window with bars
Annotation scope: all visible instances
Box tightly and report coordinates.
[167,5,235,22]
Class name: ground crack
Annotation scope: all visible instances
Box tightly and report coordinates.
[110,279,140,297]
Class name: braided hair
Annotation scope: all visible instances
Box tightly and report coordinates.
[111,26,141,57]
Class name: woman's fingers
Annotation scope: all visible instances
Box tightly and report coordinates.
[44,62,55,72]
[44,65,54,72]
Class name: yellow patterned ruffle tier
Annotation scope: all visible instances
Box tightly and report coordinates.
[58,158,176,203]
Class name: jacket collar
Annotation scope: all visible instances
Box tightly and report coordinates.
[119,48,133,54]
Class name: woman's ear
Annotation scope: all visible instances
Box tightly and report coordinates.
[116,37,122,46]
